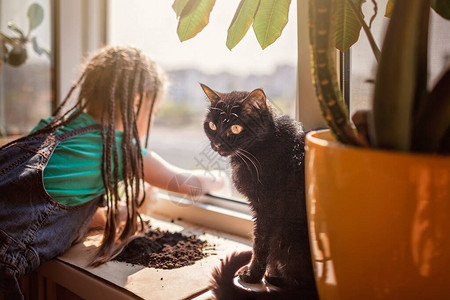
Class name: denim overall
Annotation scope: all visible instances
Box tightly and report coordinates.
[0,125,102,299]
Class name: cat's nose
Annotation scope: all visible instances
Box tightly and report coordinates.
[212,142,222,151]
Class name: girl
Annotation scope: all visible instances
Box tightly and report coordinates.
[0,46,224,299]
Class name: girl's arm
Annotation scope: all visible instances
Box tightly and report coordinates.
[142,151,225,196]
[90,151,226,229]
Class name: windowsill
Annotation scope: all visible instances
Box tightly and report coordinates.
[32,195,254,299]
[148,191,254,240]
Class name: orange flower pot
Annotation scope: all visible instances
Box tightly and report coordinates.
[305,130,450,300]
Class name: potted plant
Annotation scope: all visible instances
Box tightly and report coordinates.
[306,0,450,299]
[0,3,49,71]
[0,2,49,139]
[171,0,450,298]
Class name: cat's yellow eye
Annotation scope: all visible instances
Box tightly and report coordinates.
[209,121,217,131]
[231,124,243,134]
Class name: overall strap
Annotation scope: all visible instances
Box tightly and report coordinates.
[54,124,103,143]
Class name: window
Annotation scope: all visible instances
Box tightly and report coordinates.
[349,0,450,118]
[108,0,298,206]
[0,0,54,136]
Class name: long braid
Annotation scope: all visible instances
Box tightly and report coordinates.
[119,49,146,240]
[96,59,120,262]
[131,51,146,211]
[118,58,136,241]
[136,68,149,197]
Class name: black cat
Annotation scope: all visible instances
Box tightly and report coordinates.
[201,84,318,299]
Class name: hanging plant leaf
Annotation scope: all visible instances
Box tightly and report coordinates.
[385,0,395,17]
[252,0,292,49]
[177,0,216,42]
[27,3,44,32]
[345,0,381,61]
[432,0,450,19]
[334,0,364,52]
[226,0,261,50]
[172,0,189,18]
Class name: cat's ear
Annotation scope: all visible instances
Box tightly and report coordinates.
[200,83,221,104]
[241,88,268,112]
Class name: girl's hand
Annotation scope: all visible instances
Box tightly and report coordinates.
[90,207,107,229]
[89,202,129,229]
[192,169,226,194]
[143,151,231,197]
[197,169,234,196]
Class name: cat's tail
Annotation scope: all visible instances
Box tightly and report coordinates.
[211,251,253,299]
[211,251,319,300]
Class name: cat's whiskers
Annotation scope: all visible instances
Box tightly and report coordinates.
[233,151,253,178]
[236,149,262,184]
[238,148,262,170]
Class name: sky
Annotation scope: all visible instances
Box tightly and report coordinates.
[108,0,298,75]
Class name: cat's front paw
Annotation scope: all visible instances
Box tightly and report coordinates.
[238,266,263,284]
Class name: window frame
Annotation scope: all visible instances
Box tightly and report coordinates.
[55,0,320,238]
[54,0,107,107]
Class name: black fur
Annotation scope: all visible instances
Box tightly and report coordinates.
[201,85,318,299]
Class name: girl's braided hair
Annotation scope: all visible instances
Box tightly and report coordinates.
[1,46,167,266]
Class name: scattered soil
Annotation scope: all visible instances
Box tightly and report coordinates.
[113,227,209,269]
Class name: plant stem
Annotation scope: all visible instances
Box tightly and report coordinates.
[309,0,368,146]
[0,33,16,45]
[346,0,381,62]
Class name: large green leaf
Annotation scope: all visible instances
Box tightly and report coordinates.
[334,0,364,52]
[252,0,292,49]
[226,0,261,50]
[432,0,450,19]
[172,0,189,18]
[27,3,44,32]
[371,0,431,151]
[177,0,216,42]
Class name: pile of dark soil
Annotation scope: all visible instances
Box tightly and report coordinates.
[113,228,208,269]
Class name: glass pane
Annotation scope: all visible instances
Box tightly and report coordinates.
[350,0,450,118]
[0,0,53,136]
[429,11,450,86]
[108,0,298,200]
